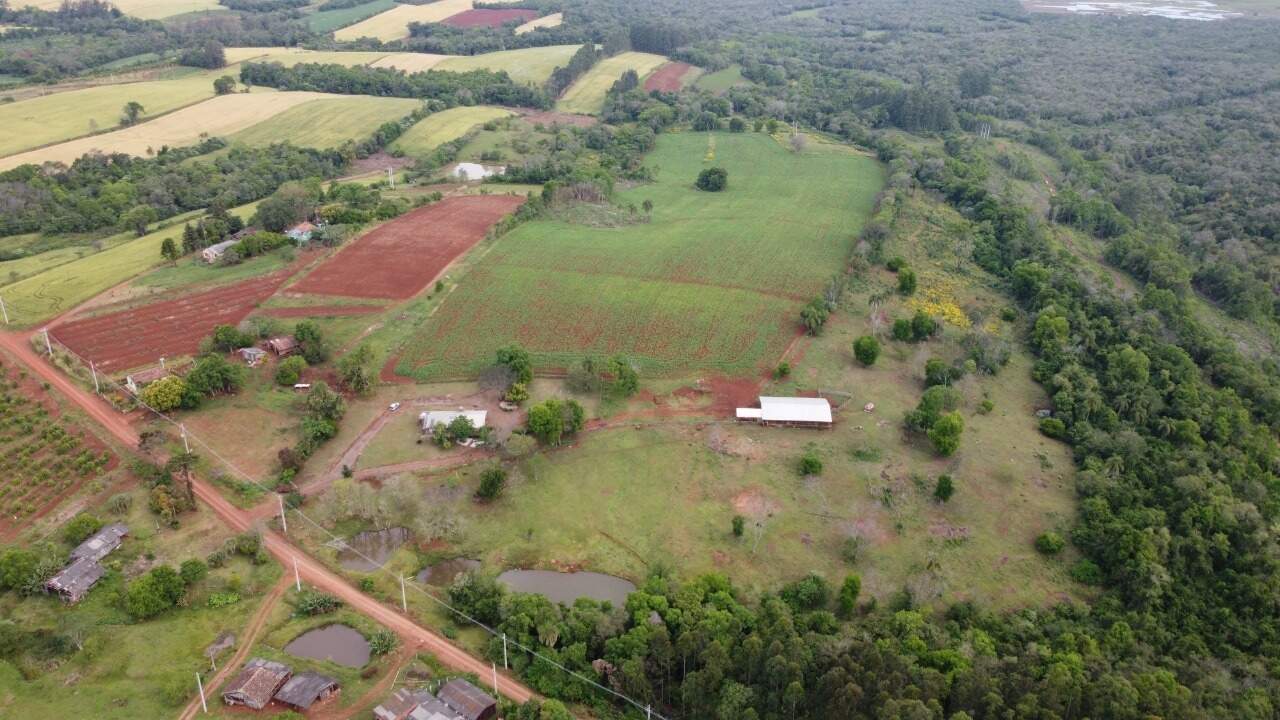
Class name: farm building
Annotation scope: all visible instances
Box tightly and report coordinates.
[222,658,292,710]
[70,522,129,562]
[201,239,239,264]
[239,347,267,366]
[736,396,833,428]
[419,409,487,432]
[274,671,339,711]
[124,365,169,394]
[267,336,300,356]
[374,688,456,720]
[287,221,317,243]
[451,162,503,181]
[436,679,497,720]
[45,522,129,603]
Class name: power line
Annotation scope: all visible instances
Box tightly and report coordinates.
[41,332,669,720]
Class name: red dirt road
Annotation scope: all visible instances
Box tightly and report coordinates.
[0,330,537,707]
[50,269,297,371]
[644,62,695,92]
[290,195,524,300]
[442,8,538,27]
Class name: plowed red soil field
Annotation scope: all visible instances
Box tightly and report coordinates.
[645,62,695,92]
[289,195,524,300]
[50,269,296,371]
[442,8,538,27]
[260,304,385,318]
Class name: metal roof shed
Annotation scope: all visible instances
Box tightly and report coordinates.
[436,679,497,720]
[756,396,833,427]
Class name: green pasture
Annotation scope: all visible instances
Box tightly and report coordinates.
[555,51,668,114]
[390,105,516,157]
[392,131,884,380]
[228,96,421,149]
[435,44,581,86]
[307,0,398,32]
[694,64,750,93]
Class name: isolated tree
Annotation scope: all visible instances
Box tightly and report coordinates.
[642,199,653,215]
[1035,532,1066,555]
[607,355,639,397]
[790,133,808,153]
[798,449,823,476]
[837,574,861,617]
[213,75,236,95]
[476,466,507,501]
[696,167,728,192]
[120,101,145,126]
[729,117,747,132]
[800,298,829,335]
[503,382,529,405]
[934,474,955,502]
[275,355,307,386]
[186,354,244,396]
[179,559,208,585]
[853,335,880,366]
[898,267,918,295]
[305,381,345,422]
[120,204,157,236]
[160,237,179,264]
[294,320,329,364]
[495,345,533,385]
[928,412,964,456]
[337,345,374,395]
[139,376,187,411]
[732,515,745,537]
[209,324,254,353]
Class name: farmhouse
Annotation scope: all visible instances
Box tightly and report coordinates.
[45,522,129,603]
[201,239,239,264]
[274,671,339,711]
[238,346,267,366]
[419,409,487,432]
[267,336,300,356]
[222,658,292,710]
[124,365,169,394]
[436,679,497,720]
[736,396,833,428]
[286,221,317,243]
[374,688,455,720]
[70,522,129,562]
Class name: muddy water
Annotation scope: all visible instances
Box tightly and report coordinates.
[497,570,635,606]
[338,527,411,571]
[416,558,481,586]
[284,624,371,668]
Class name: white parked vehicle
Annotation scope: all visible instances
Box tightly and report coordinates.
[389,402,401,412]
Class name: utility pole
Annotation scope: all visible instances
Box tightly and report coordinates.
[0,295,8,324]
[400,576,407,611]
[492,663,498,696]
[502,633,508,669]
[180,424,190,453]
[278,494,288,533]
[90,360,99,394]
[387,167,395,189]
[42,328,52,355]
[293,557,301,591]
[195,672,207,713]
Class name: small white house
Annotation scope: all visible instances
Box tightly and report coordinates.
[419,409,488,432]
[201,239,238,264]
[451,162,504,181]
[736,396,832,428]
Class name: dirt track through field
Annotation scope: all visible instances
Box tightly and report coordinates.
[289,195,524,300]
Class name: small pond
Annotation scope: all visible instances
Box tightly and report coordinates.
[284,624,370,668]
[416,558,481,587]
[338,527,411,571]
[497,570,635,606]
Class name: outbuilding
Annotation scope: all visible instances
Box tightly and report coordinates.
[436,679,497,720]
[267,336,300,357]
[45,557,105,604]
[238,347,267,366]
[274,671,339,711]
[286,221,317,243]
[419,410,487,433]
[201,239,239,264]
[222,658,292,710]
[736,396,833,428]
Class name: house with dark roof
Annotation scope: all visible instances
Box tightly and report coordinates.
[436,679,496,720]
[69,523,129,563]
[274,671,339,711]
[267,336,300,357]
[45,523,129,603]
[375,688,447,720]
[222,658,292,710]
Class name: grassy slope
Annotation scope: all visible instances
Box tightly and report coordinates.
[514,11,563,34]
[393,131,884,380]
[555,51,668,114]
[694,65,749,93]
[435,44,581,86]
[389,105,516,156]
[227,96,421,149]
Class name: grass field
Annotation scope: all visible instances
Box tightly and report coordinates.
[514,11,562,34]
[0,205,256,326]
[17,0,219,18]
[434,44,580,86]
[223,47,393,66]
[390,105,516,156]
[555,51,668,114]
[694,65,750,93]
[0,70,240,159]
[227,96,421,149]
[391,131,883,380]
[333,0,472,41]
[370,52,455,73]
[0,91,340,170]
[307,0,397,32]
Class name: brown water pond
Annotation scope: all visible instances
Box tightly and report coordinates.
[416,558,481,586]
[497,570,635,606]
[338,527,411,571]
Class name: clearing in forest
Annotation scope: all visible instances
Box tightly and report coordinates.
[227,96,423,149]
[0,91,339,171]
[555,52,669,114]
[515,11,563,34]
[434,44,582,86]
[391,131,884,380]
[390,105,517,156]
[289,195,525,300]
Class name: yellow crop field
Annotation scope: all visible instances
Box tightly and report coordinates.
[0,92,337,171]
[556,51,668,114]
[18,0,220,18]
[0,72,241,158]
[333,0,472,42]
[223,47,394,67]
[514,11,563,34]
[435,44,581,86]
[228,96,422,149]
[390,105,516,156]
[370,52,455,73]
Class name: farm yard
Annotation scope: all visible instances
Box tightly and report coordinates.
[50,265,301,371]
[389,131,883,380]
[555,52,670,114]
[515,11,563,34]
[390,105,516,156]
[226,96,422,150]
[0,91,339,170]
[289,195,525,300]
[645,61,702,92]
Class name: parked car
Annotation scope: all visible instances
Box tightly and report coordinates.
[389,402,401,412]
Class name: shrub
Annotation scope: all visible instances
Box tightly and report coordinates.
[275,356,308,386]
[928,412,965,456]
[780,573,830,611]
[837,574,861,617]
[369,628,397,655]
[179,559,208,585]
[139,376,188,411]
[924,358,963,387]
[1035,532,1066,555]
[107,493,133,514]
[891,319,913,341]
[840,536,861,565]
[798,449,823,476]
[910,310,938,340]
[295,590,342,616]
[477,467,507,501]
[62,514,103,545]
[695,167,728,192]
[853,335,880,366]
[897,267,917,295]
[1039,417,1067,438]
[933,474,955,502]
[207,591,240,608]
[732,515,745,537]
[1070,559,1104,585]
[359,577,375,592]
[504,382,529,404]
[886,256,906,271]
[773,361,791,379]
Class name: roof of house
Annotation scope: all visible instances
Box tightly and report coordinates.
[239,347,266,357]
[45,556,104,600]
[410,698,465,720]
[287,221,317,234]
[436,679,495,720]
[756,396,832,423]
[274,671,338,709]
[375,688,440,720]
[223,658,292,708]
[419,410,487,430]
[69,523,128,563]
[203,239,239,256]
[126,366,169,386]
[267,336,299,353]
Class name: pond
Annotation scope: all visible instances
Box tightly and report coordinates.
[1023,0,1241,21]
[497,570,635,606]
[284,624,370,668]
[416,558,481,587]
[338,527,411,571]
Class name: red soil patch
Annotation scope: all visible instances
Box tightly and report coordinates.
[706,375,762,415]
[290,195,524,300]
[521,110,598,128]
[441,8,538,27]
[346,151,412,177]
[644,61,695,93]
[51,268,297,372]
[260,304,385,318]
